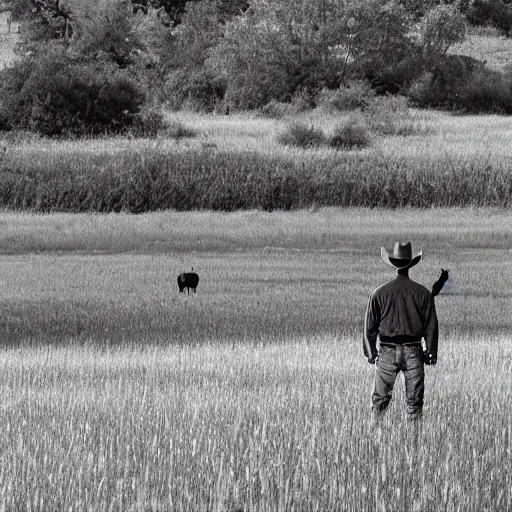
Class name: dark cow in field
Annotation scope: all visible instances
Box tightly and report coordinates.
[178,268,199,294]
[431,268,450,297]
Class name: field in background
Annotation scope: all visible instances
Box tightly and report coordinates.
[450,29,512,72]
[0,209,510,343]
[2,110,512,211]
[0,209,510,509]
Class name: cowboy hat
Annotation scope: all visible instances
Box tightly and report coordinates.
[381,242,422,270]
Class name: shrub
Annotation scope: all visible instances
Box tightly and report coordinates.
[317,82,375,112]
[290,88,317,112]
[130,108,167,138]
[455,69,512,113]
[329,119,371,150]
[407,55,485,109]
[164,69,224,112]
[363,95,423,136]
[466,0,512,36]
[277,123,326,148]
[259,101,296,119]
[164,119,199,139]
[408,56,512,113]
[0,49,147,136]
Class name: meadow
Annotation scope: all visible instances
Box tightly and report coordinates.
[0,106,512,212]
[1,12,511,511]
[0,208,510,511]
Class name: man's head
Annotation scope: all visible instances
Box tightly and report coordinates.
[381,242,422,271]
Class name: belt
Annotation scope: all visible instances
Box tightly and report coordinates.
[379,335,422,347]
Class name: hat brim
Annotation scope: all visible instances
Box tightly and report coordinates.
[381,248,422,270]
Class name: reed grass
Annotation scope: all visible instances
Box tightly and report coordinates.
[2,109,512,211]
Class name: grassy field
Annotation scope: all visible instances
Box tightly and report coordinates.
[450,29,512,72]
[2,20,512,211]
[0,16,511,511]
[2,109,512,211]
[0,209,510,510]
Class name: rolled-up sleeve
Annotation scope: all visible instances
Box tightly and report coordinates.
[364,292,380,358]
[423,294,439,356]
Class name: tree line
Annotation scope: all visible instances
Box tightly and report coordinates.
[1,0,512,136]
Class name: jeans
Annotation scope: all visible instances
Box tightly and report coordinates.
[372,344,424,419]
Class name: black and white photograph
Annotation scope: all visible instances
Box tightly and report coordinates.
[0,0,511,510]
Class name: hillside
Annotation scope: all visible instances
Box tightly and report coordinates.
[450,29,512,72]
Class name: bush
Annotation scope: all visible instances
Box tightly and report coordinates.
[407,55,485,109]
[277,123,326,148]
[164,119,199,139]
[408,56,512,113]
[329,119,371,150]
[0,50,147,136]
[317,82,375,112]
[130,108,167,138]
[290,88,317,112]
[363,95,424,136]
[259,101,296,119]
[466,0,512,36]
[164,68,224,112]
[455,69,512,113]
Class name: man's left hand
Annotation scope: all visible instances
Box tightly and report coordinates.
[423,351,437,365]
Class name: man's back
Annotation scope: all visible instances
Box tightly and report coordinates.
[364,274,438,360]
[369,275,432,339]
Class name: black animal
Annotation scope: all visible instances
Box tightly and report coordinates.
[431,268,450,297]
[178,268,199,294]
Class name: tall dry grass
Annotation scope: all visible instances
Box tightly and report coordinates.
[1,111,512,211]
[0,335,510,511]
[0,210,509,510]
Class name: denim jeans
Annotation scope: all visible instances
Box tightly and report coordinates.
[372,344,424,419]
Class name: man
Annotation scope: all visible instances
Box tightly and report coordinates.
[364,242,438,421]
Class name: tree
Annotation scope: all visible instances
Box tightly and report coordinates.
[208,0,348,108]
[163,0,226,109]
[0,0,172,134]
[419,4,467,61]
[398,0,438,18]
[133,0,248,25]
[207,0,422,107]
[343,1,415,82]
[5,0,75,47]
[68,0,142,66]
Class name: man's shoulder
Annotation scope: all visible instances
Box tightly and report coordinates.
[371,277,430,298]
[371,279,393,296]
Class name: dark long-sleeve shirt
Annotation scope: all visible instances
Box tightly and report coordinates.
[364,275,438,358]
